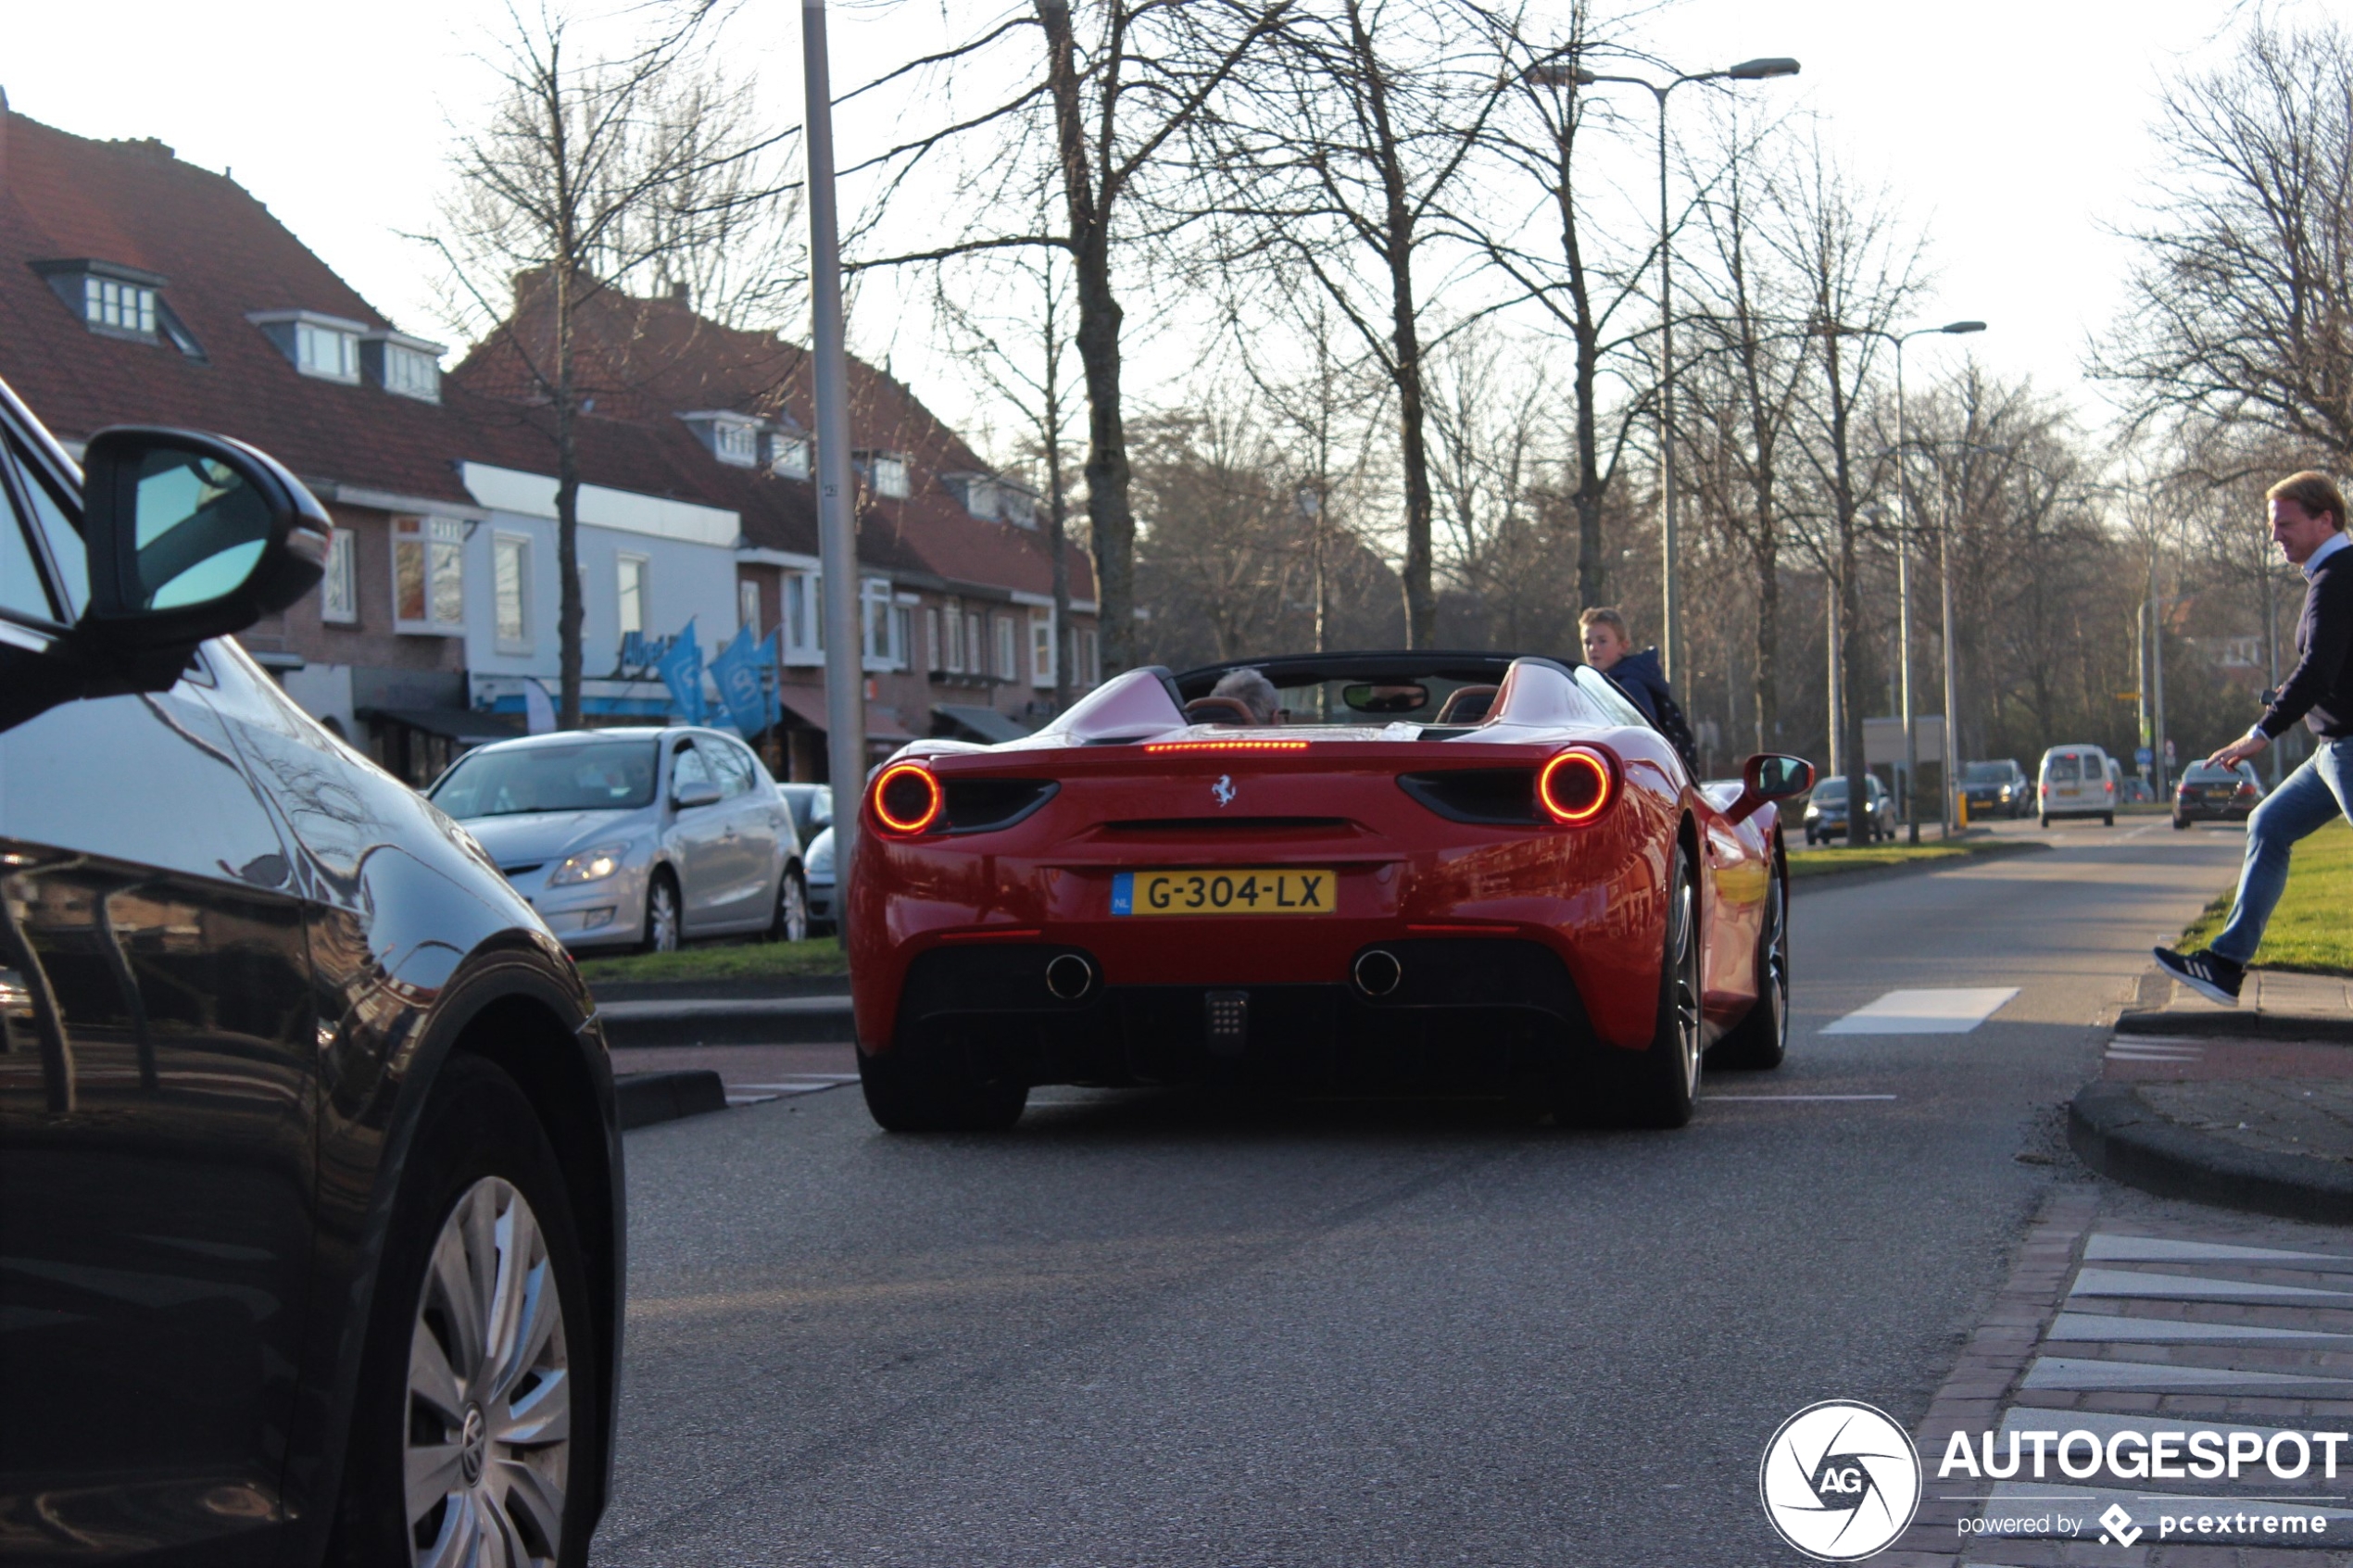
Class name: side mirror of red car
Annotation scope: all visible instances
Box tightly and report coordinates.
[1728,753,1815,824]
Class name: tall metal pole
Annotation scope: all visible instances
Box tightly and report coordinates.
[1652,85,1679,685]
[2149,557,2169,799]
[803,0,866,861]
[1894,337,1919,843]
[1937,469,1958,837]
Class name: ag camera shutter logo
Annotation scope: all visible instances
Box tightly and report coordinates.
[1759,1399,1922,1562]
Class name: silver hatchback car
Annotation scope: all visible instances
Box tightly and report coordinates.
[431,726,809,950]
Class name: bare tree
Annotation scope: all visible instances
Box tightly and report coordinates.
[2095,18,2353,461]
[429,2,795,725]
[1469,1,1666,616]
[1424,323,1566,647]
[1207,0,1504,646]
[847,0,1294,678]
[934,246,1086,709]
[1770,141,1920,843]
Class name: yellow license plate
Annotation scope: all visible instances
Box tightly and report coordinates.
[1112,869,1335,916]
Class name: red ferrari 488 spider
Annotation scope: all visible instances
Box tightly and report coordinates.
[845,651,1812,1133]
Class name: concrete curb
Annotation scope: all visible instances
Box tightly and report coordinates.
[614,1070,729,1130]
[597,997,853,1047]
[2115,1007,2353,1044]
[2067,1079,2353,1224]
[1787,837,2054,896]
[591,972,849,1004]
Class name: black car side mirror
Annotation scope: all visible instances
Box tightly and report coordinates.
[82,426,331,645]
[0,426,331,733]
[1728,752,1816,824]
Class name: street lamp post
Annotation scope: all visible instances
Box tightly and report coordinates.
[1529,54,1798,684]
[1889,321,1983,840]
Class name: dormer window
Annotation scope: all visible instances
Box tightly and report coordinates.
[31,258,204,357]
[247,310,366,383]
[942,471,1038,527]
[858,450,912,500]
[678,411,764,468]
[767,431,812,480]
[362,332,445,402]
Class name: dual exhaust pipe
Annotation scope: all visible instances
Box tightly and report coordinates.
[1042,948,1403,1000]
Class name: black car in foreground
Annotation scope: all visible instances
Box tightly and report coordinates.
[0,378,622,1566]
[2173,760,2264,828]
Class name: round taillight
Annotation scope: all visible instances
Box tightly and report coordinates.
[1538,747,1614,824]
[872,762,943,835]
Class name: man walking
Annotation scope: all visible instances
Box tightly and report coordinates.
[2156,471,2353,1004]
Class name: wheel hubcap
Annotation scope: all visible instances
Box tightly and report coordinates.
[405,1176,569,1568]
[782,878,807,942]
[651,884,678,952]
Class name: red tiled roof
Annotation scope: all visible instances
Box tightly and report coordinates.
[0,108,475,506]
[451,275,1094,601]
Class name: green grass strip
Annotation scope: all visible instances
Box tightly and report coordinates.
[2178,817,2352,977]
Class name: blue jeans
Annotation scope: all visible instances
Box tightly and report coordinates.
[2210,735,2353,966]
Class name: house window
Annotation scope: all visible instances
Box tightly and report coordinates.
[783,571,824,662]
[862,452,911,499]
[996,614,1018,682]
[739,578,762,636]
[393,516,464,633]
[942,601,964,673]
[296,320,359,382]
[770,433,812,480]
[1030,611,1055,687]
[616,554,648,638]
[321,527,358,623]
[382,344,441,401]
[968,612,985,678]
[83,275,156,335]
[714,421,758,466]
[893,606,912,670]
[494,533,531,651]
[861,578,897,667]
[925,607,941,672]
[1000,488,1038,529]
[1079,626,1100,685]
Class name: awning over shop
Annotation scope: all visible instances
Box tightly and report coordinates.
[933,704,1033,745]
[774,685,914,741]
[358,707,525,744]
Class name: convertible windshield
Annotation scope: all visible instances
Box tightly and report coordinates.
[432,740,660,818]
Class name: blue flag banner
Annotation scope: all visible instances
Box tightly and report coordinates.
[711,625,769,738]
[756,631,782,731]
[656,620,705,723]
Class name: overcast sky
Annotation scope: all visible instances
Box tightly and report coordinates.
[6,0,2330,448]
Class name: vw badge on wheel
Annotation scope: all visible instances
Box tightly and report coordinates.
[1758,1399,1921,1562]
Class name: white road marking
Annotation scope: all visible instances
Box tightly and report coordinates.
[1820,987,2020,1035]
[2070,1266,2353,1303]
[2045,1311,2353,1343]
[2106,1044,2204,1061]
[730,1076,858,1097]
[2022,1356,2353,1390]
[2085,1234,2353,1268]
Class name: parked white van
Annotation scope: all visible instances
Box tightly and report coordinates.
[2037,743,2117,827]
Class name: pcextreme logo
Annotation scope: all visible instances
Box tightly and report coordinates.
[1759,1400,1923,1562]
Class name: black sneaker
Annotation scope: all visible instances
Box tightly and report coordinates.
[2154,946,2245,1006]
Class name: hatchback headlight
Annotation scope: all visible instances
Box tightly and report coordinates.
[550,843,632,886]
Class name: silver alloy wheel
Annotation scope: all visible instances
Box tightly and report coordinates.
[647,876,680,953]
[1667,874,1702,1098]
[405,1176,570,1568]
[776,871,810,943]
[1759,873,1789,1051]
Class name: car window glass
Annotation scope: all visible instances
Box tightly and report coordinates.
[432,740,659,818]
[2046,755,2081,783]
[699,739,754,798]
[1572,666,1651,729]
[8,438,86,621]
[671,740,713,793]
[0,471,50,622]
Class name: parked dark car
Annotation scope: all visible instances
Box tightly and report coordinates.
[1958,758,2032,819]
[2174,760,2264,829]
[0,378,622,1566]
[1802,774,1894,844]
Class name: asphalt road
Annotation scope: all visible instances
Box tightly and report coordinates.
[591,816,2248,1567]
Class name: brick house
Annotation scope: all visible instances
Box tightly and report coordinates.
[448,278,1099,781]
[0,99,491,781]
